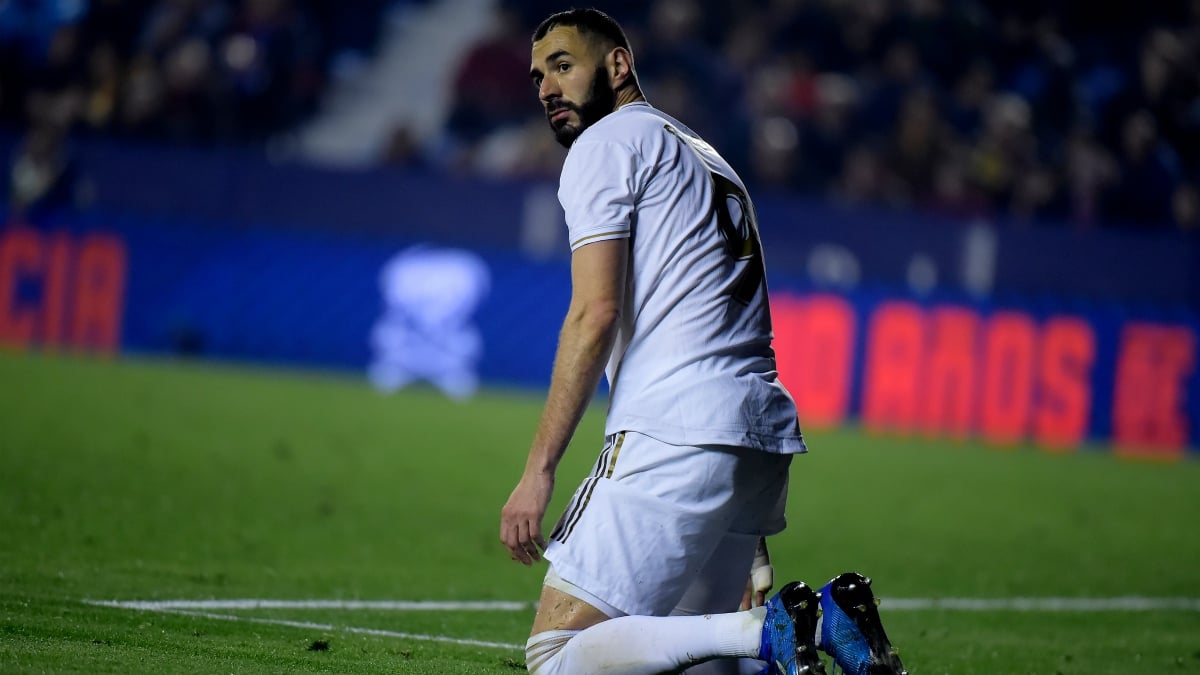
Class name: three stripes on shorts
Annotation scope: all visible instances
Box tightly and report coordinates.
[550,433,625,544]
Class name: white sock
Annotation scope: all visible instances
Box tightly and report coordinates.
[525,607,767,675]
[667,608,768,675]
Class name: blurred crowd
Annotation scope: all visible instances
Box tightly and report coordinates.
[443,0,1200,231]
[3,0,1198,231]
[0,0,416,218]
[0,0,406,142]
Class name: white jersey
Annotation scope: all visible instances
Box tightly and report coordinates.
[558,102,806,453]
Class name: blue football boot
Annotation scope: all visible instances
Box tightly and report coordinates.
[817,573,906,675]
[760,581,827,674]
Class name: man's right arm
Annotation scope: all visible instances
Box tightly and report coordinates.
[500,238,627,565]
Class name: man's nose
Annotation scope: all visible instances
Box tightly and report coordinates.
[539,75,560,103]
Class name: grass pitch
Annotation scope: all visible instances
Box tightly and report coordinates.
[1,351,1198,674]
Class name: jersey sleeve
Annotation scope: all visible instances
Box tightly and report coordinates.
[558,139,637,251]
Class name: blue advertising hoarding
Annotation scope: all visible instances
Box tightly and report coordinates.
[1,136,1195,456]
[1,207,1195,457]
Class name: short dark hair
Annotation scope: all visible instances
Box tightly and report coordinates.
[532,8,631,53]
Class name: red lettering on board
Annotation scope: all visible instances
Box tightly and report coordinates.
[920,307,979,439]
[1034,317,1095,450]
[862,302,924,433]
[1113,324,1195,458]
[978,312,1037,445]
[773,294,856,428]
[0,228,40,348]
[0,228,127,354]
[71,234,126,354]
[41,231,71,348]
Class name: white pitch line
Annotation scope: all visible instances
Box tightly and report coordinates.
[84,596,1200,613]
[81,596,1200,655]
[882,597,1200,612]
[84,599,530,612]
[98,606,525,651]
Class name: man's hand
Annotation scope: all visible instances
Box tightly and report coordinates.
[739,536,773,610]
[500,470,555,565]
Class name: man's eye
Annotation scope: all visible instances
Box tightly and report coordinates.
[557,63,570,72]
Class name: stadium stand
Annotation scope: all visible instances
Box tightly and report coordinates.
[0,0,1197,231]
[456,0,1200,231]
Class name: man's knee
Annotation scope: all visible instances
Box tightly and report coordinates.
[531,581,618,634]
[526,582,615,673]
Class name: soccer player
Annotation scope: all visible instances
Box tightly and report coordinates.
[499,9,906,675]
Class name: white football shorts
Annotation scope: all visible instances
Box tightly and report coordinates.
[542,430,792,617]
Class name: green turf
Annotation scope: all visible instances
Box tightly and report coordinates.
[2,350,1199,674]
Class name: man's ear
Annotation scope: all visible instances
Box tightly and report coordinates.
[607,47,635,88]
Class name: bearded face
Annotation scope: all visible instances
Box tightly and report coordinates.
[531,26,624,149]
[545,64,617,148]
